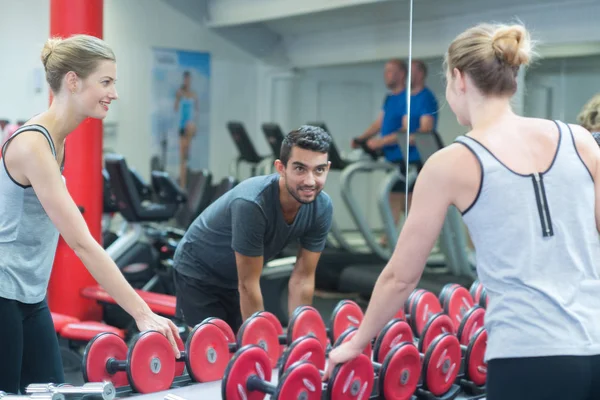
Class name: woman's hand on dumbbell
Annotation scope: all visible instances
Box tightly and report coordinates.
[134,310,182,358]
[323,338,364,381]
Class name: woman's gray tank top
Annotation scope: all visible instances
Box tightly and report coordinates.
[0,125,62,304]
[455,120,600,361]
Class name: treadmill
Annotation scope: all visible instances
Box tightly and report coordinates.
[395,131,476,278]
[226,121,273,180]
[337,131,476,298]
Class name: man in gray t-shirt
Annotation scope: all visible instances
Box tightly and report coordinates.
[173,126,334,332]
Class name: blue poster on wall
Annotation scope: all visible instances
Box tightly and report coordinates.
[151,47,210,185]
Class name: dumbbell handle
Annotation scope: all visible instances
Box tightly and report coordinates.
[106,358,127,374]
[246,375,276,395]
[176,351,188,361]
[373,362,382,373]
[26,382,114,399]
[278,334,287,345]
[0,392,65,400]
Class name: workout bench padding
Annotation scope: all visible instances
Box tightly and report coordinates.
[81,285,177,317]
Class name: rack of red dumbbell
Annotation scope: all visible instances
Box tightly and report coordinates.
[77,280,488,399]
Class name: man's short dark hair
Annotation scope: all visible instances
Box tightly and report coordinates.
[387,58,407,74]
[413,59,428,77]
[280,125,332,166]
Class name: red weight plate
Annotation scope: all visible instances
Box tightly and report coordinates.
[257,310,286,356]
[405,289,425,314]
[411,291,442,337]
[375,320,414,363]
[326,353,374,400]
[203,317,236,344]
[276,361,322,400]
[174,334,185,378]
[393,308,406,321]
[222,345,272,400]
[438,283,460,310]
[445,287,474,330]
[457,307,485,346]
[422,334,461,397]
[338,328,372,360]
[258,311,284,336]
[238,315,280,369]
[419,313,455,353]
[465,328,488,386]
[476,285,484,304]
[288,307,328,352]
[331,300,364,343]
[479,289,489,308]
[82,332,129,387]
[379,342,421,400]
[186,322,230,382]
[469,280,481,303]
[127,331,176,394]
[280,336,326,376]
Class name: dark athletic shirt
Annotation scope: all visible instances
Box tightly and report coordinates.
[173,174,333,289]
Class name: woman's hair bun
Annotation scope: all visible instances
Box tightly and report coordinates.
[491,25,532,67]
[41,37,63,68]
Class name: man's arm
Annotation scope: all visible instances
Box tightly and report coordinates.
[288,248,322,316]
[418,115,435,132]
[235,253,265,320]
[230,198,267,321]
[289,196,333,315]
[417,90,439,132]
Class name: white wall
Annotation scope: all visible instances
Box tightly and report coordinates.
[0,0,262,180]
[0,0,50,124]
[524,55,600,124]
[104,0,260,179]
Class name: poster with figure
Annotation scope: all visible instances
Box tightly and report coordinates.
[151,48,210,188]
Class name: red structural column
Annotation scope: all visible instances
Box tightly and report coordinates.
[47,0,104,321]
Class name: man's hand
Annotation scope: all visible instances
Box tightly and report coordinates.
[367,137,384,150]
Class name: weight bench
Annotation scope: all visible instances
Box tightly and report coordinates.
[81,285,177,318]
[51,312,126,373]
[51,312,126,342]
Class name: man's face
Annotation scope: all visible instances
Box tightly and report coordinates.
[411,61,425,87]
[281,147,330,204]
[384,61,405,89]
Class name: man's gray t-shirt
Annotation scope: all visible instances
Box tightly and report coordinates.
[173,173,333,289]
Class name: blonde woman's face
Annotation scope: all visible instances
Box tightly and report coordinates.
[78,60,118,119]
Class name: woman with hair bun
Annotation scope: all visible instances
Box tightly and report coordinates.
[0,34,181,393]
[327,23,600,400]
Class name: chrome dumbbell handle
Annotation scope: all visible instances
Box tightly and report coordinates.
[0,391,65,400]
[26,382,115,400]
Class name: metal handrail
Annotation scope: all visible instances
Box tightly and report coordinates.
[340,159,398,261]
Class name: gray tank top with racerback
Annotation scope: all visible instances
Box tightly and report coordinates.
[0,125,63,304]
[455,120,600,361]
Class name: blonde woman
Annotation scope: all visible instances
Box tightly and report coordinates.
[0,35,181,393]
[328,23,600,400]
